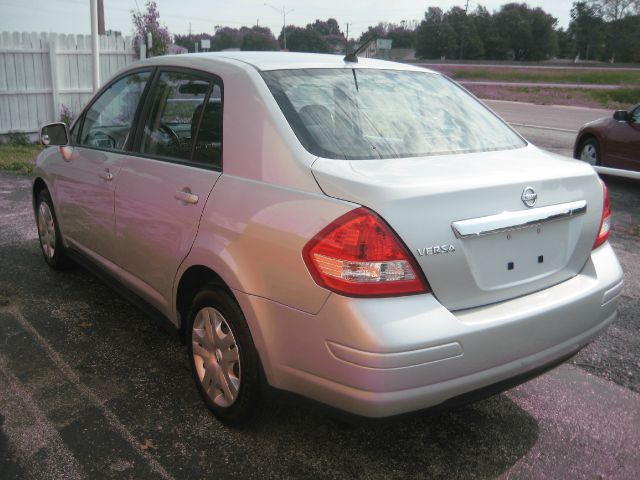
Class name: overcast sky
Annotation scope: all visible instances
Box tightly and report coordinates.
[1,0,576,39]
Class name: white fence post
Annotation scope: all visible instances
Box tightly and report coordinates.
[48,33,59,123]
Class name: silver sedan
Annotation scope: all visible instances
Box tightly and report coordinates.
[33,52,623,425]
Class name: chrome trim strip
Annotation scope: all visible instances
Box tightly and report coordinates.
[451,200,587,239]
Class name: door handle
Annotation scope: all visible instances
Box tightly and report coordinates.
[99,169,113,182]
[174,188,199,205]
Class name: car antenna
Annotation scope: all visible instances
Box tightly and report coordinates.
[344,35,377,63]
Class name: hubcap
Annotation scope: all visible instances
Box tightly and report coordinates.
[37,202,56,259]
[580,144,598,165]
[192,307,241,408]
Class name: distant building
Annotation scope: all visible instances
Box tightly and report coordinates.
[363,42,415,61]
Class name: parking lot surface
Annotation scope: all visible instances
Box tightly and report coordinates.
[1,147,639,477]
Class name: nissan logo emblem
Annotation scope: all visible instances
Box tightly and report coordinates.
[521,187,537,207]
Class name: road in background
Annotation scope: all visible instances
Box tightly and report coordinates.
[484,99,611,157]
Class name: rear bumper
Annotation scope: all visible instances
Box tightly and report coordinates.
[235,242,623,418]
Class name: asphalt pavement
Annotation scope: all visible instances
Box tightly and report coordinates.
[1,103,639,479]
[485,99,611,158]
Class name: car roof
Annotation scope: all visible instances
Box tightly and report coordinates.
[143,51,435,73]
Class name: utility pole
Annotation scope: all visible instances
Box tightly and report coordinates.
[264,3,294,50]
[90,0,100,91]
[97,0,105,35]
[344,23,351,54]
[459,0,470,60]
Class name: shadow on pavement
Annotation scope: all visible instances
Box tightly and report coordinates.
[247,395,539,479]
[0,239,539,479]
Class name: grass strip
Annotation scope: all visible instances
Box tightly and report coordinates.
[0,145,41,175]
[587,88,640,106]
[450,68,640,86]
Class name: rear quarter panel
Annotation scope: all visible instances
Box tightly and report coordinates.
[176,174,355,316]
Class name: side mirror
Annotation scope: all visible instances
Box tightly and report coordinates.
[41,122,69,146]
[613,110,629,122]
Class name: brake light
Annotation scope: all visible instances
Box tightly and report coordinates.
[303,207,429,297]
[593,180,611,249]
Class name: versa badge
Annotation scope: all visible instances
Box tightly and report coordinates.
[416,244,456,256]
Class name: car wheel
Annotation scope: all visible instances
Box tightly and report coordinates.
[579,138,601,166]
[36,189,71,270]
[187,285,261,426]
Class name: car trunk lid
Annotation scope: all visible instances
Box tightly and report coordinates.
[311,145,604,310]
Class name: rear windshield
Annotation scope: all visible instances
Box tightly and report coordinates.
[261,68,526,160]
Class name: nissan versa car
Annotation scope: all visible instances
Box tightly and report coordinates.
[574,103,640,178]
[34,52,623,425]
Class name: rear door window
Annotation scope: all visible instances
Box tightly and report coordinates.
[138,70,222,169]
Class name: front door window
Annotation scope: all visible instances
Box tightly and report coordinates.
[80,71,151,151]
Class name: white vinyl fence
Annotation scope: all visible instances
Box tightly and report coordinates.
[0,32,138,135]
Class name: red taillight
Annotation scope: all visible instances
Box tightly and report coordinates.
[303,207,429,297]
[593,180,611,249]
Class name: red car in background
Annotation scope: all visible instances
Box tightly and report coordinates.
[574,103,640,178]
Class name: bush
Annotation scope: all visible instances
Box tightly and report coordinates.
[7,131,29,146]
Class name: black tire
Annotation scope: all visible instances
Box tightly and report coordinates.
[577,137,601,166]
[35,189,71,270]
[186,285,262,426]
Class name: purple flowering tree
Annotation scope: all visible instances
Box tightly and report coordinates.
[131,1,171,56]
[59,104,75,127]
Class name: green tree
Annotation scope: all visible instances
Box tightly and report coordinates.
[307,18,341,36]
[589,0,639,20]
[386,24,416,48]
[528,7,559,59]
[556,27,576,58]
[493,3,557,60]
[212,26,244,50]
[356,22,416,49]
[415,8,459,59]
[471,6,507,59]
[358,24,386,43]
[241,26,279,51]
[445,6,484,59]
[569,2,606,60]
[603,14,640,61]
[279,26,330,52]
[493,3,533,60]
[306,19,345,52]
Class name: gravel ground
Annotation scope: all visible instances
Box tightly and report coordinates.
[0,168,638,479]
[570,176,640,393]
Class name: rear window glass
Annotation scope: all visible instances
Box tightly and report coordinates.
[261,69,526,160]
